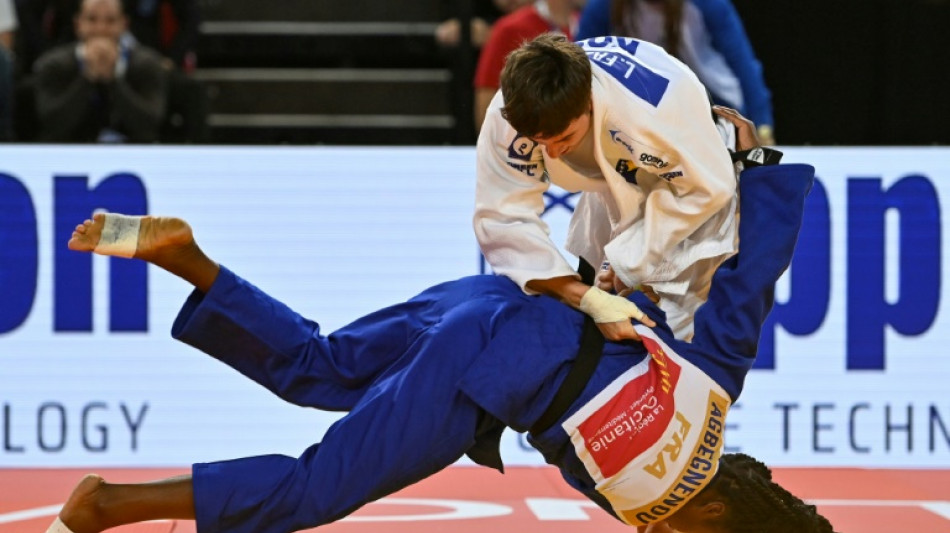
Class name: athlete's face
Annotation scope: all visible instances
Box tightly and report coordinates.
[530,107,593,159]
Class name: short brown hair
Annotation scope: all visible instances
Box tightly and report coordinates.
[499,33,592,138]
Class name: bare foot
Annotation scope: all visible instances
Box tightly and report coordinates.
[68,213,194,261]
[68,213,218,292]
[56,474,107,533]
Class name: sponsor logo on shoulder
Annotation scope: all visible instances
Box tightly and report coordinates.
[658,170,683,181]
[639,152,669,169]
[507,162,540,177]
[508,134,538,161]
[615,159,638,184]
[609,129,637,156]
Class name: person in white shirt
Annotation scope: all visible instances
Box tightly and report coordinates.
[475,33,741,342]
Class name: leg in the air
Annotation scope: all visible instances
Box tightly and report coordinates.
[68,213,219,293]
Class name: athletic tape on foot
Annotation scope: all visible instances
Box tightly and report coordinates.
[94,213,140,258]
[46,517,76,533]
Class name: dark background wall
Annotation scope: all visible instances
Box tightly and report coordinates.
[732,0,950,145]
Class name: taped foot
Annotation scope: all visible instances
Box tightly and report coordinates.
[68,213,140,258]
[97,213,141,257]
[68,213,194,263]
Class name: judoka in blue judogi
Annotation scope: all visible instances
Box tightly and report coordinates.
[51,160,836,532]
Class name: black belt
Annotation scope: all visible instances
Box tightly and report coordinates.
[529,259,606,435]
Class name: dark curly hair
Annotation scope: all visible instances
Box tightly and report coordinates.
[708,453,838,533]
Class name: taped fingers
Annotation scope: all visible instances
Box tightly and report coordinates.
[578,286,651,325]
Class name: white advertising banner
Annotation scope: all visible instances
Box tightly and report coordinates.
[0,145,948,468]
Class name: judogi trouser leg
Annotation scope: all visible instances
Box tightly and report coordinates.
[172,272,511,533]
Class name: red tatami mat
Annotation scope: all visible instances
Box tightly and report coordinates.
[2,466,948,532]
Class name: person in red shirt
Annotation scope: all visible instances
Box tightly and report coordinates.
[473,0,582,132]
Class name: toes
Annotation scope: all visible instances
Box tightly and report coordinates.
[67,215,107,252]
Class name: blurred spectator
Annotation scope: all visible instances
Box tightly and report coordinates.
[16,0,205,142]
[437,0,531,143]
[14,0,197,71]
[577,0,774,144]
[32,0,167,142]
[473,0,582,132]
[0,0,15,140]
[435,0,530,49]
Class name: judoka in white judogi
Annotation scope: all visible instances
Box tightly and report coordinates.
[475,36,739,339]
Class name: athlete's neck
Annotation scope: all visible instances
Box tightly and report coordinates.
[560,111,600,177]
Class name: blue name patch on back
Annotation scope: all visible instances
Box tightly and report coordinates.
[579,37,670,108]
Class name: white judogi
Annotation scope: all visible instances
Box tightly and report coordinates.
[475,36,738,339]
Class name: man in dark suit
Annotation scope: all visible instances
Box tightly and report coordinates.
[33,0,167,143]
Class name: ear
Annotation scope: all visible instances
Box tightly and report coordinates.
[700,500,725,519]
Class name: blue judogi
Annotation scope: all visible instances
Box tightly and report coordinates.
[171,164,815,533]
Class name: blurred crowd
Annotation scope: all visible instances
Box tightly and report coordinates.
[0,0,206,143]
[436,0,773,145]
[0,0,777,145]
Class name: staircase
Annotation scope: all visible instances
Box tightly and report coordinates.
[194,0,472,145]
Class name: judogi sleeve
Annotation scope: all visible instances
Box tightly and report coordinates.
[474,92,580,293]
[690,163,815,398]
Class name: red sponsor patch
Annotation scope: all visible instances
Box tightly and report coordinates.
[575,337,682,478]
